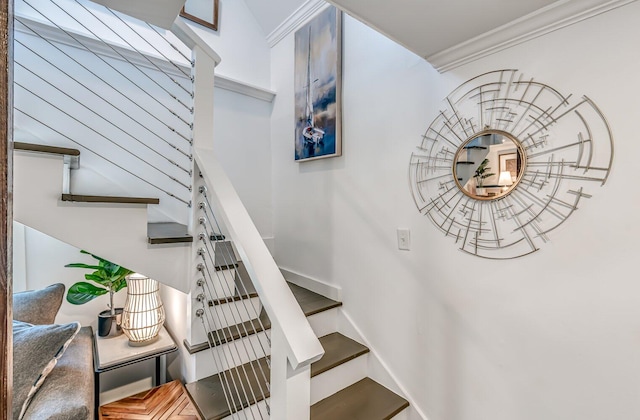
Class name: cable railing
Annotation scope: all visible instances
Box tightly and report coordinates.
[14,0,193,207]
[193,171,272,419]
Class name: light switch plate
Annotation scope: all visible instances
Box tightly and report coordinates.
[397,228,410,251]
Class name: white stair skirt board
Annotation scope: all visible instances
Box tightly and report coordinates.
[13,152,190,292]
[310,352,368,405]
[194,331,271,381]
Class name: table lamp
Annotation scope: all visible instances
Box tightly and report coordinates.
[498,171,513,191]
[121,273,165,346]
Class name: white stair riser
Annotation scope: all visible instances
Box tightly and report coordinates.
[204,297,263,333]
[189,290,261,346]
[307,307,339,338]
[194,331,271,381]
[221,399,270,420]
[310,353,368,405]
[193,268,236,300]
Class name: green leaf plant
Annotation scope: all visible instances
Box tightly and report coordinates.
[65,250,133,316]
[474,158,495,188]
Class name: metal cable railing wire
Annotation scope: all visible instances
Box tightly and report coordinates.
[100,3,192,83]
[196,243,271,406]
[197,262,265,419]
[196,249,270,410]
[14,61,192,176]
[194,178,271,416]
[21,0,194,142]
[197,216,272,353]
[195,299,247,420]
[15,107,191,206]
[198,189,272,349]
[50,0,194,117]
[76,0,193,101]
[15,81,192,194]
[145,22,193,68]
[15,17,194,151]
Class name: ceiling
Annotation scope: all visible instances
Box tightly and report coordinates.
[243,0,632,71]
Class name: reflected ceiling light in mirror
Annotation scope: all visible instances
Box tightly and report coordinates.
[409,69,614,259]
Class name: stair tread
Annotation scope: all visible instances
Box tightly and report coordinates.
[61,193,159,205]
[312,332,369,377]
[187,333,369,419]
[14,141,80,156]
[288,282,342,316]
[185,282,342,354]
[148,222,193,244]
[186,358,271,420]
[310,377,409,420]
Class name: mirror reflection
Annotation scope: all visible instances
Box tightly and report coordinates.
[453,131,525,200]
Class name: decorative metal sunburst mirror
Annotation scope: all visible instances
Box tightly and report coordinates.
[409,69,614,259]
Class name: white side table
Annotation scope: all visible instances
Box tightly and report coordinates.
[93,326,177,414]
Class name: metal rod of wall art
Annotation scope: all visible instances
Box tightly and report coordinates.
[409,69,614,259]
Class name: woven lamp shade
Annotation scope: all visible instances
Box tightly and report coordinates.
[121,273,165,346]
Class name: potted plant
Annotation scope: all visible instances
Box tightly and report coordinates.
[66,250,133,337]
[474,158,495,195]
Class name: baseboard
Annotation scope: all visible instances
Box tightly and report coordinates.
[337,309,428,420]
[278,267,342,302]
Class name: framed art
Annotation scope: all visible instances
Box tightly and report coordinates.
[181,0,219,31]
[294,6,342,161]
[499,152,519,181]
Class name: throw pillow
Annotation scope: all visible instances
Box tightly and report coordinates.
[13,283,65,325]
[13,320,81,420]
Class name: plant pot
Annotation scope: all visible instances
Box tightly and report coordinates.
[98,308,123,338]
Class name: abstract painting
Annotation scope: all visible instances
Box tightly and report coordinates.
[294,6,342,161]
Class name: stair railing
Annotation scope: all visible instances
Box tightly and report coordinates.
[181,16,326,410]
[172,14,325,420]
[14,0,193,207]
[192,170,272,418]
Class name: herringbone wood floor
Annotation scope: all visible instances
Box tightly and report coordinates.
[99,380,201,419]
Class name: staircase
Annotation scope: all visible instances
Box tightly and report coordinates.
[177,258,409,420]
[11,1,412,418]
[13,143,410,419]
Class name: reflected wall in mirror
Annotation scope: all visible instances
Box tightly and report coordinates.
[453,130,525,201]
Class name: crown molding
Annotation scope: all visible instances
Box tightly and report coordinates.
[427,0,637,73]
[266,0,328,48]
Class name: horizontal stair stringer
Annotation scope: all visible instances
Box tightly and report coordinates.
[14,150,192,293]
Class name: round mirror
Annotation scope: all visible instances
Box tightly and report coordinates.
[453,130,526,200]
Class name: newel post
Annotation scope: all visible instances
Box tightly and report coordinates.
[270,323,312,419]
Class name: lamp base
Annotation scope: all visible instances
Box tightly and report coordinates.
[127,334,160,347]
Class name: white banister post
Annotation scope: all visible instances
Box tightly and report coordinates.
[191,45,216,151]
[270,323,312,420]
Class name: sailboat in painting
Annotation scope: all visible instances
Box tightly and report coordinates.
[301,28,325,146]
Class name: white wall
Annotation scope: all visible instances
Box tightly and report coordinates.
[213,87,274,243]
[184,0,271,89]
[270,4,640,420]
